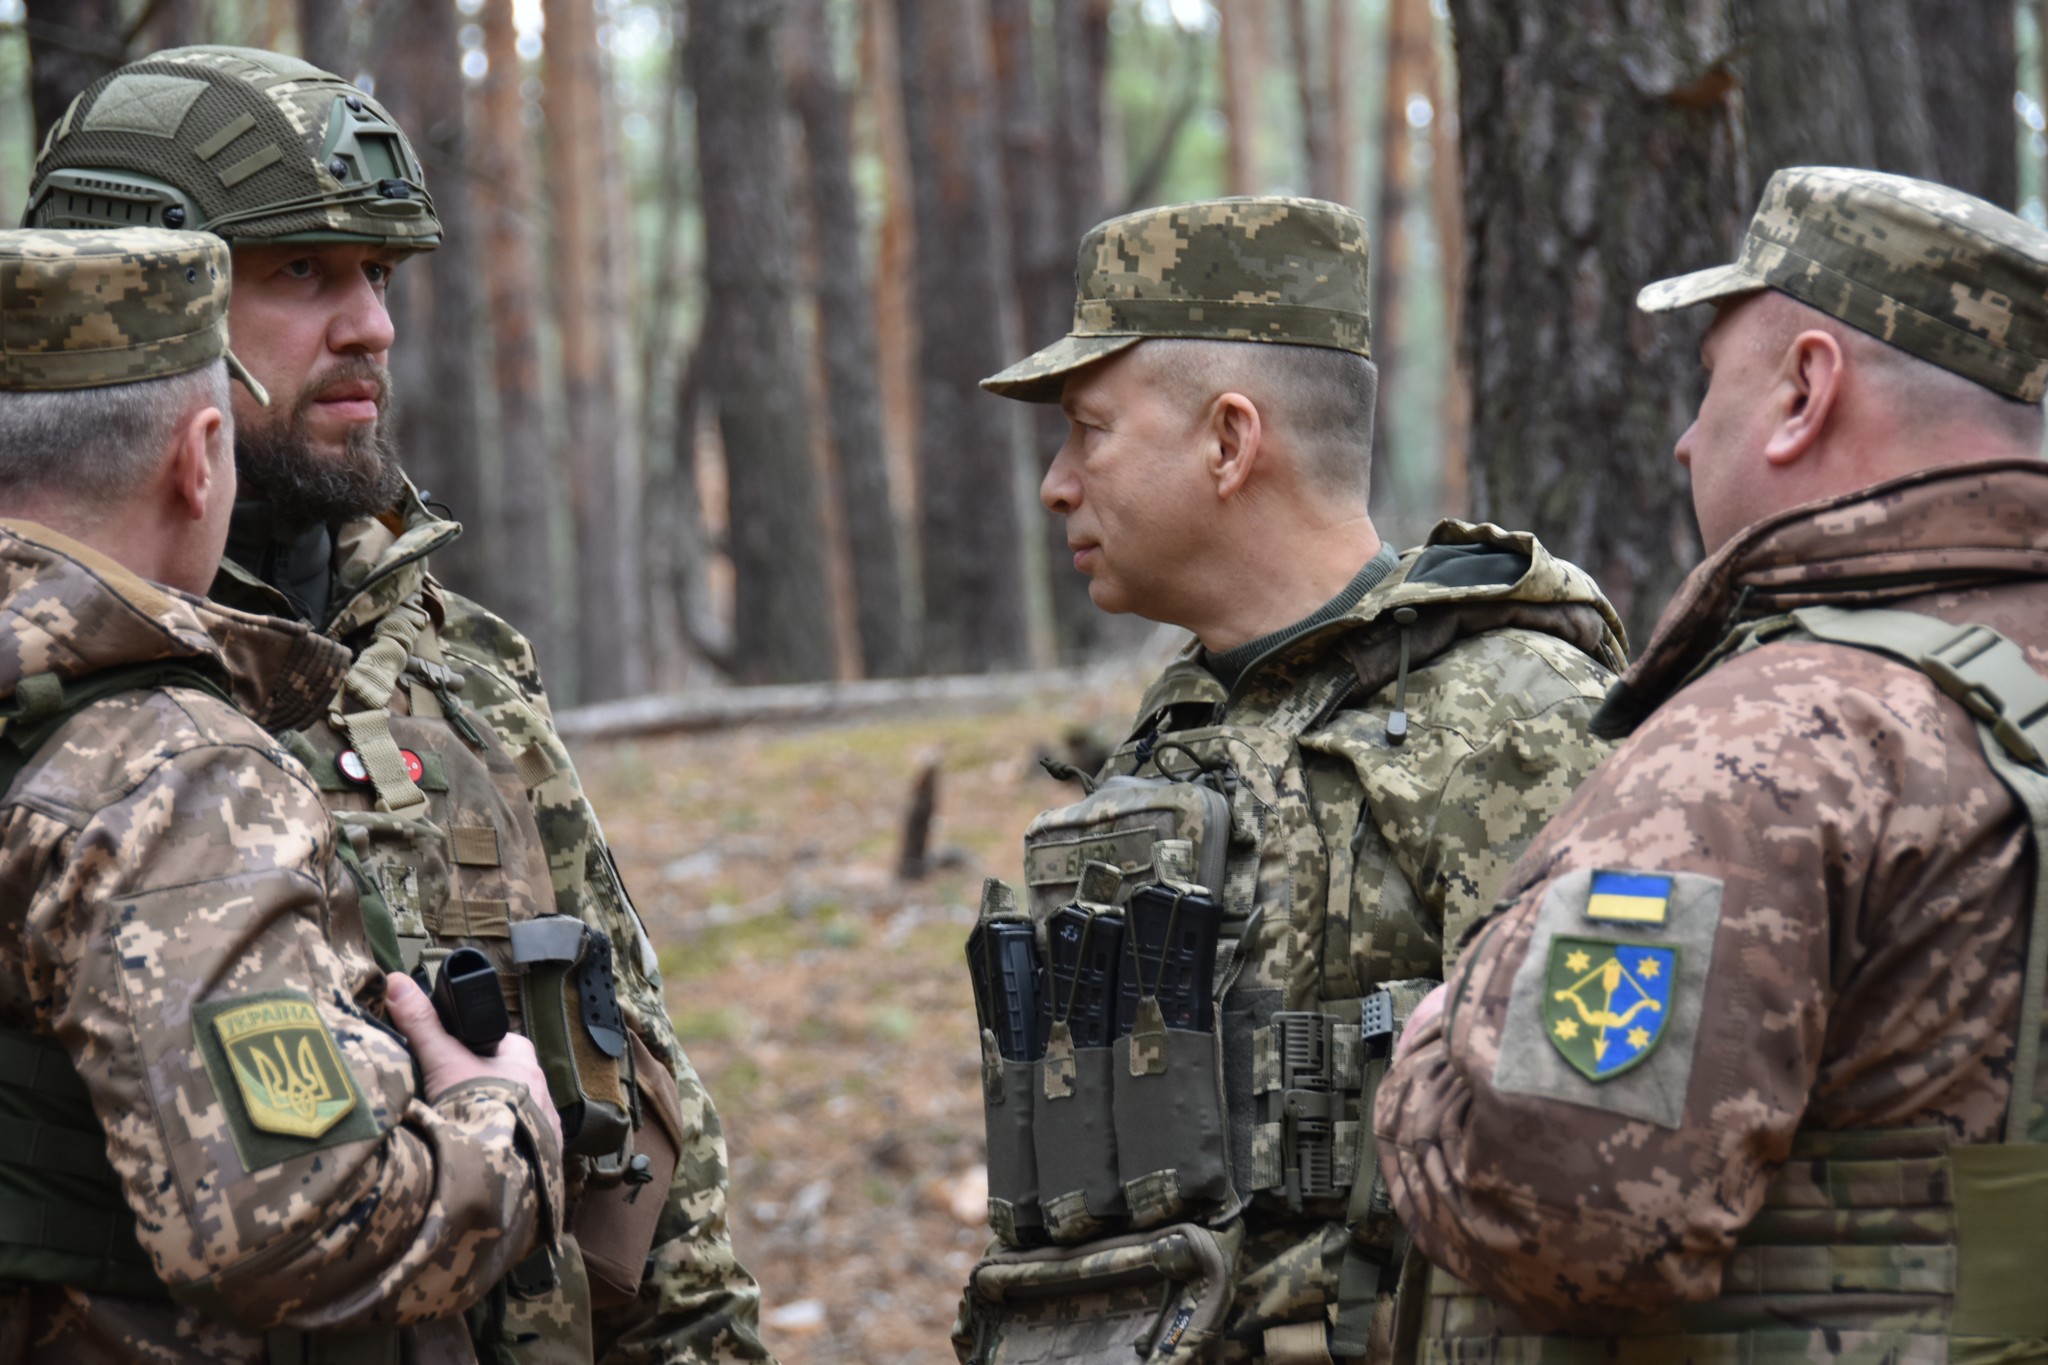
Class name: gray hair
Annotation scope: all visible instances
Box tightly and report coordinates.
[0,360,230,505]
[1133,338,1378,499]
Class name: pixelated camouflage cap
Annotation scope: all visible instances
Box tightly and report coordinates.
[983,196,1373,402]
[1639,166,2048,401]
[23,45,438,250]
[0,226,266,403]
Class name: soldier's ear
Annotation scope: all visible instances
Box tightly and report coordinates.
[166,403,228,523]
[1208,391,1263,499]
[1763,329,1843,468]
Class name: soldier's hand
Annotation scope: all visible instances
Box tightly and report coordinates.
[385,972,564,1153]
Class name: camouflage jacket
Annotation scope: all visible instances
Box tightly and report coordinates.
[211,487,769,1365]
[0,520,563,1361]
[1084,521,1623,1357]
[1376,459,2048,1339]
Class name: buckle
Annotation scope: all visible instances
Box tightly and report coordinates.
[1361,990,1396,1060]
[1269,1012,1341,1208]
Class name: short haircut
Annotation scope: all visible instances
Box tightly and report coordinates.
[0,360,228,505]
[1133,338,1378,499]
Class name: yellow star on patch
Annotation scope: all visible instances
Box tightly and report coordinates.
[1638,958,1662,979]
[1554,1018,1580,1041]
[1564,949,1592,974]
[1627,1026,1651,1049]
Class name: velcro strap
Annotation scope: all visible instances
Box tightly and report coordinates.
[510,915,587,965]
[426,898,511,940]
[451,826,501,866]
[1721,1243,1955,1296]
[339,708,428,814]
[1263,1319,1334,1365]
[515,742,558,788]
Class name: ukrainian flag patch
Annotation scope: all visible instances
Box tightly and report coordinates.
[1585,870,1672,925]
[1544,937,1677,1081]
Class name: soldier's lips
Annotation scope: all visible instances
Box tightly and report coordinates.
[311,386,382,424]
[1071,544,1098,572]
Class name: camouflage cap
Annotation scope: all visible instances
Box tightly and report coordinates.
[982,196,1373,402]
[1638,166,2048,401]
[0,227,266,402]
[24,46,438,250]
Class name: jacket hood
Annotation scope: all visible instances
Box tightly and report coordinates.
[0,521,348,731]
[1595,457,2048,736]
[1134,519,1630,723]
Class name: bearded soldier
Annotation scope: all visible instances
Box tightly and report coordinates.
[1377,169,2048,1361]
[0,225,563,1360]
[954,197,1625,1364]
[25,48,768,1363]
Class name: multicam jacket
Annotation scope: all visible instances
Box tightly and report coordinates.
[0,520,563,1362]
[968,521,1625,1364]
[1377,459,2048,1358]
[210,487,769,1365]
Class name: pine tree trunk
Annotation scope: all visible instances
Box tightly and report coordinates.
[863,0,920,618]
[543,0,637,699]
[896,0,1031,673]
[1422,4,1468,517]
[375,0,486,595]
[1216,0,1259,195]
[790,0,913,678]
[298,0,354,72]
[689,0,836,684]
[24,0,122,144]
[1325,0,1357,208]
[1370,0,1426,518]
[1909,0,2016,207]
[473,0,558,664]
[1448,2,1745,644]
[1287,0,1337,199]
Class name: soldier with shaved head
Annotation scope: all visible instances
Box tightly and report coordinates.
[953,198,1626,1364]
[1378,168,2048,1361]
[0,226,563,1361]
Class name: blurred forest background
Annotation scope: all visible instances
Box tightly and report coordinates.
[3,0,2046,703]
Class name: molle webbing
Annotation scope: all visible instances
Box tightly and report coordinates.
[0,1026,168,1300]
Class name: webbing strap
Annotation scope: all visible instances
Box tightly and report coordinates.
[0,662,230,800]
[1790,606,2048,1142]
[331,600,430,815]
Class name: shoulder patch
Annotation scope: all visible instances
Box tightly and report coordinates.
[1493,867,1722,1127]
[1543,936,1677,1080]
[194,991,379,1169]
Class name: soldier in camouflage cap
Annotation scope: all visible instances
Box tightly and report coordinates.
[954,198,1626,1364]
[0,225,565,1360]
[29,49,772,1365]
[1379,170,2048,1360]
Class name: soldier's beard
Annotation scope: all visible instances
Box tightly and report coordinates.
[235,359,404,532]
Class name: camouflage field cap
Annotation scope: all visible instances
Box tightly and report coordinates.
[0,227,266,402]
[23,46,438,250]
[982,196,1373,401]
[1639,166,2048,401]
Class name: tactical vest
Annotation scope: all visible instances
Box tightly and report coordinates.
[962,645,1454,1365]
[291,553,682,1328]
[1424,606,2048,1363]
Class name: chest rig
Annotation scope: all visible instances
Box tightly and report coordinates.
[1427,605,2048,1363]
[279,515,682,1345]
[964,646,1445,1365]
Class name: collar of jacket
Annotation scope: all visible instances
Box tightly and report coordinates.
[210,476,460,642]
[0,520,348,732]
[1592,456,2048,739]
[1132,518,1631,731]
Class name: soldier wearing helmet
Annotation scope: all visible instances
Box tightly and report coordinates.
[28,47,770,1365]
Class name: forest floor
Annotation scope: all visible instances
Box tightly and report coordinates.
[571,671,1147,1364]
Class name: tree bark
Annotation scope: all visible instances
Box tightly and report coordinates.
[473,0,558,664]
[1908,0,2015,207]
[1448,2,1744,644]
[1287,0,1337,199]
[25,0,122,145]
[896,0,1032,673]
[374,0,486,596]
[298,0,355,73]
[689,0,837,684]
[863,0,920,599]
[1370,0,1427,518]
[543,0,638,699]
[1216,0,1259,195]
[1422,2,1468,517]
[1325,0,1356,207]
[791,0,914,678]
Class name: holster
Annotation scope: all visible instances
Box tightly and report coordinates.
[572,1030,684,1309]
[509,915,631,1158]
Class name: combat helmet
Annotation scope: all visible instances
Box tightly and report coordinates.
[23,46,438,250]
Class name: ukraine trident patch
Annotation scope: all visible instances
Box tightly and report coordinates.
[1543,937,1677,1081]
